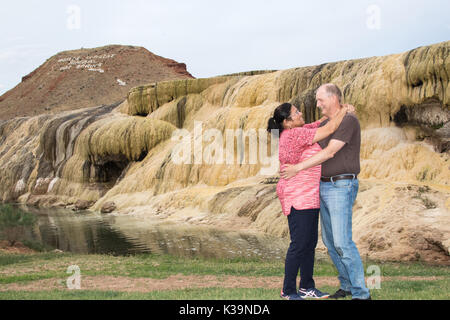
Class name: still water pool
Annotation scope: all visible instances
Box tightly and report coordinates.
[3,205,289,259]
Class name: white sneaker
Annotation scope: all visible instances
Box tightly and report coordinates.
[298,287,330,299]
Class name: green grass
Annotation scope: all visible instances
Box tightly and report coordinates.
[0,252,449,300]
[0,280,448,300]
[375,279,450,300]
[1,252,448,278]
[0,288,279,300]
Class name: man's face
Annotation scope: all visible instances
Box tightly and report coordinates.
[316,88,335,117]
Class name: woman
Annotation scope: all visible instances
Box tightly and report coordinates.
[267,102,349,300]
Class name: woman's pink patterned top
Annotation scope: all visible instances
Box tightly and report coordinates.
[277,120,322,216]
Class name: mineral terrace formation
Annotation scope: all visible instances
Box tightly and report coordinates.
[0,41,449,264]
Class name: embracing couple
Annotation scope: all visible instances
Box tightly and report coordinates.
[267,84,371,300]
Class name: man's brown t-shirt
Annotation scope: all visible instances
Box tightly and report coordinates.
[318,113,361,177]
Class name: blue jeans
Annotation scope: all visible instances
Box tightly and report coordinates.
[319,177,370,299]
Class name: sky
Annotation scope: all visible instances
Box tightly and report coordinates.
[0,0,449,95]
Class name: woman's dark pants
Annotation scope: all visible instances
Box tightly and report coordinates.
[282,207,319,295]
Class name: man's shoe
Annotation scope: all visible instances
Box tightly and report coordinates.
[280,290,304,300]
[352,296,372,300]
[298,287,330,299]
[329,289,352,299]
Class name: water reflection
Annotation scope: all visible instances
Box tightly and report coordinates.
[4,205,288,259]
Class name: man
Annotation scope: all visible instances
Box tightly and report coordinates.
[280,84,371,300]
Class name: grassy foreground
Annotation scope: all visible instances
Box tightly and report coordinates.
[0,251,448,300]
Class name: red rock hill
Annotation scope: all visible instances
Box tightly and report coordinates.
[0,45,194,120]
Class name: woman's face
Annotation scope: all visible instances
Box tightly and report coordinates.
[284,105,305,129]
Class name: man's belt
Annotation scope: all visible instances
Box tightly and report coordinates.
[320,174,357,182]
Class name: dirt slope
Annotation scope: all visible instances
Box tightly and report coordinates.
[0,45,194,120]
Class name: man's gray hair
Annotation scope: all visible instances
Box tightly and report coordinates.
[316,83,342,103]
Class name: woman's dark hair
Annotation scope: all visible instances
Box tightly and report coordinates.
[267,102,292,135]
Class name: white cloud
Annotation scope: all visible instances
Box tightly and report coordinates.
[0,44,49,61]
[6,36,26,43]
